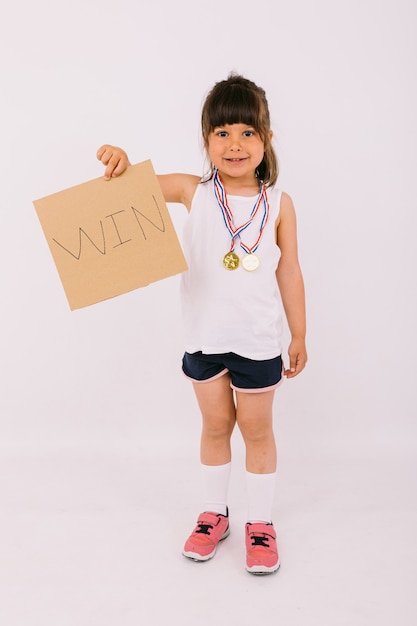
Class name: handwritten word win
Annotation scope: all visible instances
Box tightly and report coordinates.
[52,196,165,260]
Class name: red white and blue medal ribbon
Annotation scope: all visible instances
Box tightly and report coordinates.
[213,170,270,271]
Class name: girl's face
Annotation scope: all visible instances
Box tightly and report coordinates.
[207,123,267,184]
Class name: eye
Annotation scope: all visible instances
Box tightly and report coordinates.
[216,130,228,137]
[243,129,255,137]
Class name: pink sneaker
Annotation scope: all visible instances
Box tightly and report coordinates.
[245,522,280,574]
[183,510,230,561]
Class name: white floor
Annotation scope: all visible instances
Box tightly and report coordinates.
[0,441,415,626]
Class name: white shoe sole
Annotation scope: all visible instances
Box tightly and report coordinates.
[246,560,280,575]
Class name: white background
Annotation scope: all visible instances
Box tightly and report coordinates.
[0,0,416,624]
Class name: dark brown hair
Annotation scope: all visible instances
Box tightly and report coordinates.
[201,74,278,187]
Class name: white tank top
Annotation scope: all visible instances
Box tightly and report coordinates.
[180,178,283,360]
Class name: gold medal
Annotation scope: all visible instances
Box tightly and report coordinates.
[242,253,260,272]
[222,251,240,270]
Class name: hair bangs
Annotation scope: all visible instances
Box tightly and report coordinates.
[205,85,261,134]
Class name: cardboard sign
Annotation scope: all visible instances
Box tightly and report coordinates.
[33,160,188,310]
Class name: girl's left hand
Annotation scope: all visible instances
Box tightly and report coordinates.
[284,338,307,378]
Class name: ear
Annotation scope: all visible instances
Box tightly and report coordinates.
[268,130,273,141]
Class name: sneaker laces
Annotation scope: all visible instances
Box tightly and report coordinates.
[195,523,214,535]
[250,534,270,548]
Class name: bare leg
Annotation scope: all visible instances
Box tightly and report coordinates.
[192,374,236,465]
[235,390,276,474]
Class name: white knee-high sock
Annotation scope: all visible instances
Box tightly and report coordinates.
[246,471,277,523]
[201,462,232,516]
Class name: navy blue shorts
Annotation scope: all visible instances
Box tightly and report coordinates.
[182,351,283,393]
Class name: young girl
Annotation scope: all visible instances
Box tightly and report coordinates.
[97,74,307,575]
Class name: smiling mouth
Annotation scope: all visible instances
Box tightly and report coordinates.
[226,157,248,162]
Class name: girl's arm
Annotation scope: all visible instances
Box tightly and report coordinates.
[157,174,200,211]
[96,144,199,211]
[276,192,307,378]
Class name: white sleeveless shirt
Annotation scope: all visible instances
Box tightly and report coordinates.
[180,178,283,360]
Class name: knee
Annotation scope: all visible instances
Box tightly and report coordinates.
[237,415,273,443]
[202,413,236,440]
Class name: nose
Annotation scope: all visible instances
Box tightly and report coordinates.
[229,136,242,151]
